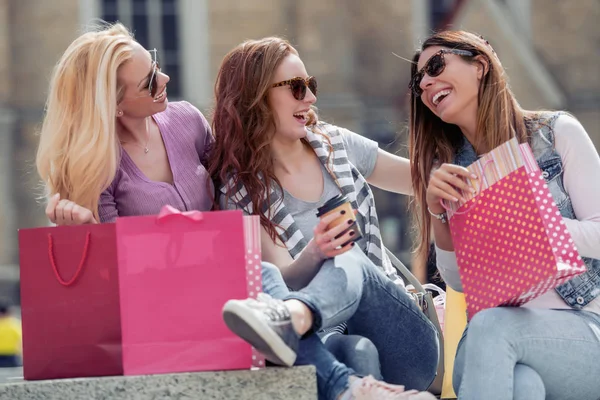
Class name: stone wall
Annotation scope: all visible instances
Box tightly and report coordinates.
[531,0,600,144]
[456,0,600,146]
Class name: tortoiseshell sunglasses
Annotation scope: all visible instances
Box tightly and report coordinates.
[271,76,318,100]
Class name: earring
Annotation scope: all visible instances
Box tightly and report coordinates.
[117,110,123,117]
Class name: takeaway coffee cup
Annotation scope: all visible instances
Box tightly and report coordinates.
[316,194,363,245]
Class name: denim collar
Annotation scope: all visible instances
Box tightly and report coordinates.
[453,136,478,167]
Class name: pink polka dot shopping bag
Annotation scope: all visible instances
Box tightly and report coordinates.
[443,138,587,320]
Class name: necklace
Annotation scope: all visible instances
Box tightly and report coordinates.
[120,117,150,154]
[143,117,150,153]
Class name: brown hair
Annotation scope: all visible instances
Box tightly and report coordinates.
[408,30,540,271]
[208,37,319,242]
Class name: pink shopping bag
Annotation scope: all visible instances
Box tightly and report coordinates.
[115,207,264,375]
[18,207,263,380]
[445,139,587,319]
[19,223,123,380]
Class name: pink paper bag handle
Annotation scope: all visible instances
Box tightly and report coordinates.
[156,205,204,223]
[440,159,495,215]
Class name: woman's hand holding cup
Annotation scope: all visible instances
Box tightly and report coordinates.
[309,194,363,260]
[312,210,357,259]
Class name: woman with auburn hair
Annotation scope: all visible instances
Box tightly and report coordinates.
[36,22,213,224]
[408,30,600,399]
[211,37,439,400]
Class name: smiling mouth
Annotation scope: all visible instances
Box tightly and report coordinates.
[154,88,167,102]
[433,89,451,106]
[293,111,308,123]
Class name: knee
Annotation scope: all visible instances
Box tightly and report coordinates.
[514,364,545,400]
[467,307,522,342]
[323,333,379,359]
[323,334,381,379]
[261,261,284,284]
[261,261,280,276]
[261,262,288,299]
[350,336,379,361]
[328,252,366,294]
[350,337,382,377]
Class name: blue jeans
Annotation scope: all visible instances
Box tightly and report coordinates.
[453,307,600,400]
[262,246,439,399]
[322,332,382,380]
[263,262,353,400]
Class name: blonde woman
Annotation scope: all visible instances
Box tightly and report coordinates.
[36,22,213,224]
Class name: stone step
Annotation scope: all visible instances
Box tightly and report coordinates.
[0,366,316,400]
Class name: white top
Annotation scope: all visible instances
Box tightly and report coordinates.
[436,114,600,314]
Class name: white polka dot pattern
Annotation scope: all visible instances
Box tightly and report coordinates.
[449,167,587,319]
[244,215,266,368]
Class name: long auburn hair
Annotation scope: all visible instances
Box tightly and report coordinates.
[36,22,134,220]
[208,37,319,242]
[409,30,541,271]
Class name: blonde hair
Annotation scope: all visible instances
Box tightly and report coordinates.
[36,22,134,220]
[408,31,540,272]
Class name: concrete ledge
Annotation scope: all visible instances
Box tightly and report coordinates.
[0,366,317,400]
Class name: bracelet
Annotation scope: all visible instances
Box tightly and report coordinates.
[427,206,448,224]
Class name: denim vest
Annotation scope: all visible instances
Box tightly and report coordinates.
[453,112,600,309]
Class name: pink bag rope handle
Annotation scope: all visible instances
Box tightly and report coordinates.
[156,205,204,223]
[440,159,496,216]
[48,232,91,286]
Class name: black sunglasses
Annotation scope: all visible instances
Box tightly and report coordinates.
[409,49,474,96]
[271,76,318,100]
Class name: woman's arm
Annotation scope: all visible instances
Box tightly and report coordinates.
[261,210,357,290]
[435,246,463,292]
[366,149,413,195]
[260,228,322,290]
[339,127,413,195]
[98,188,119,223]
[425,164,475,286]
[221,192,356,289]
[427,164,476,251]
[554,115,600,259]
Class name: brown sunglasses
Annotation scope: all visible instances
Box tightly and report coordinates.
[271,76,318,100]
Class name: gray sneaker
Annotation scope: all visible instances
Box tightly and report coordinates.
[222,293,300,367]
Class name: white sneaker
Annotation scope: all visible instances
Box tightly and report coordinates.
[222,293,300,367]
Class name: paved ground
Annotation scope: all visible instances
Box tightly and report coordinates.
[0,367,22,384]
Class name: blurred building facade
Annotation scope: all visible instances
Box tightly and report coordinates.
[0,0,598,299]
